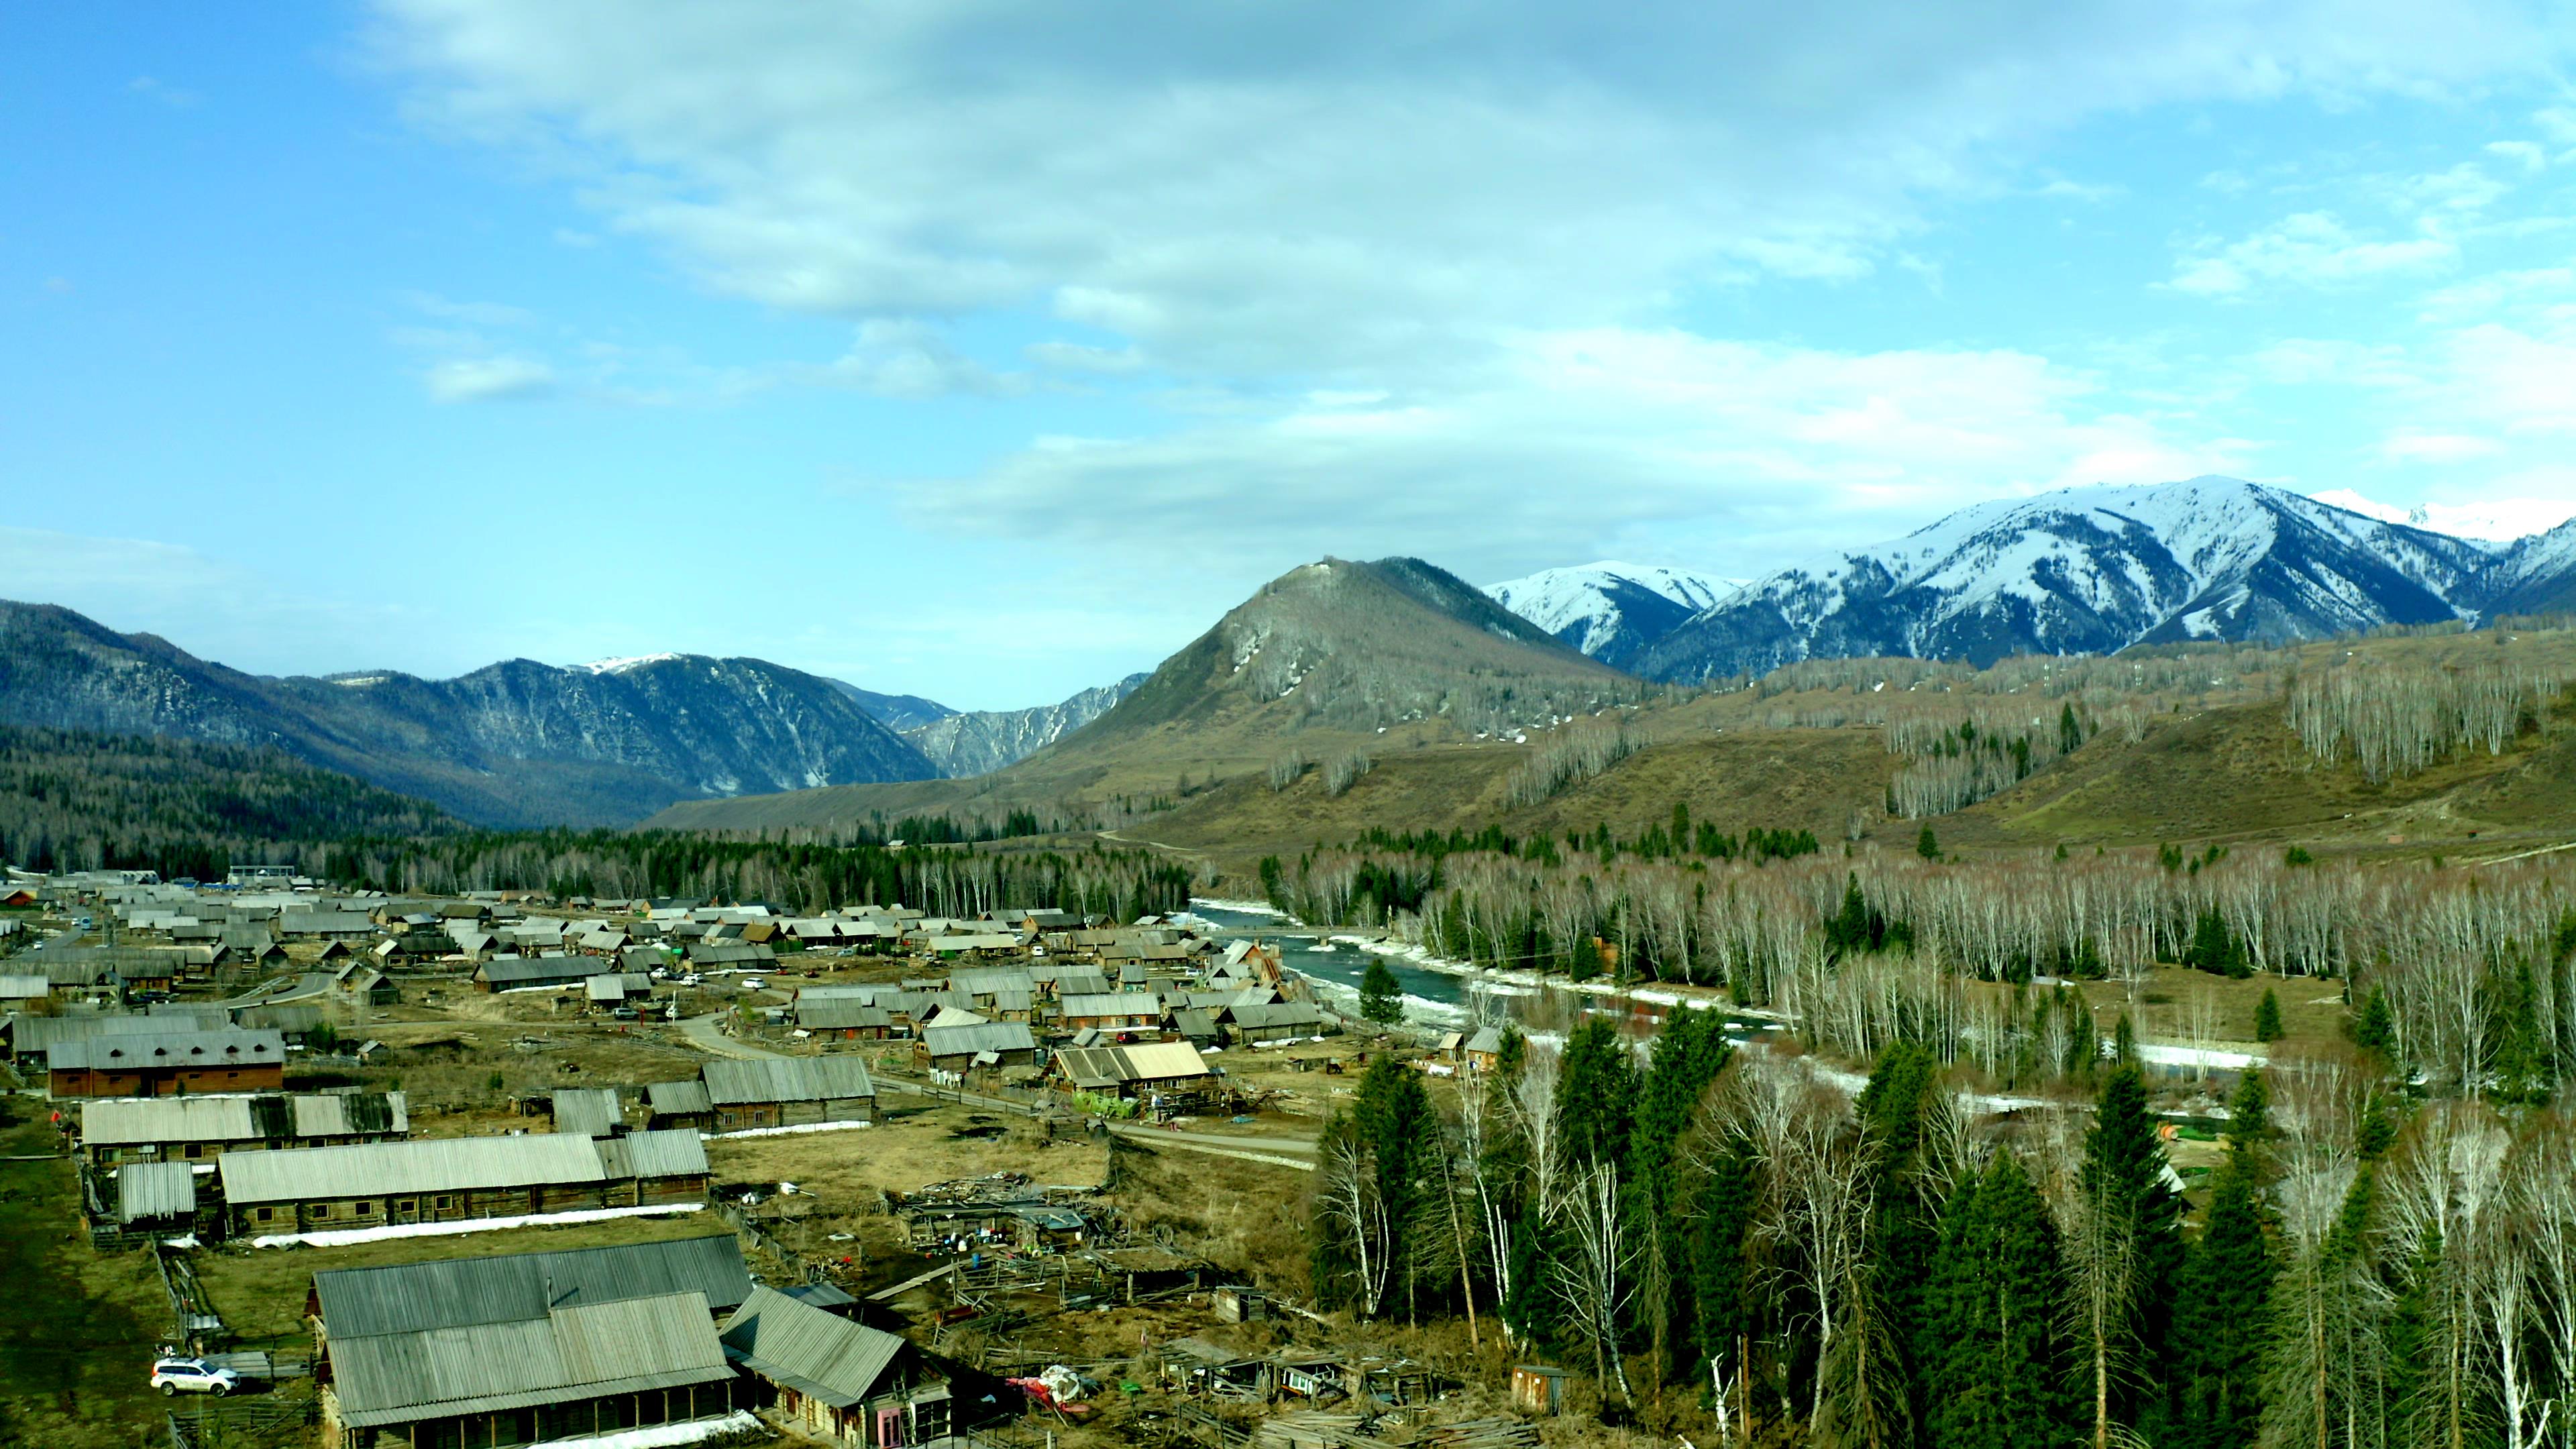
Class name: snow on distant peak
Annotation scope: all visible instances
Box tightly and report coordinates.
[2306,489,2576,544]
[1485,561,1744,631]
[576,653,685,675]
[1485,561,1749,667]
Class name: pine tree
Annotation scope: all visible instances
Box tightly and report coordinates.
[2174,1071,2277,1449]
[1553,1020,1636,1169]
[1630,1010,1733,1385]
[2351,985,2397,1057]
[2253,987,2284,1043]
[1928,1150,2074,1449]
[1918,825,1941,860]
[1358,958,1406,1024]
[1691,1139,1761,1429]
[2080,1065,2188,1440]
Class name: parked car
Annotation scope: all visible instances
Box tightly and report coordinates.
[740,977,765,991]
[150,1358,239,1397]
[610,1006,639,1022]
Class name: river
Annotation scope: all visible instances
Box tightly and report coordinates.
[1181,898,1776,1040]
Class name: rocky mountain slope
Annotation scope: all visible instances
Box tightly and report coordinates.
[2473,516,2576,617]
[1484,561,1744,672]
[825,682,959,733]
[642,556,1640,833]
[1635,477,2498,682]
[900,674,1149,777]
[0,602,937,826]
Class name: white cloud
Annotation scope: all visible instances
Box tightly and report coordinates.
[423,355,557,402]
[2169,212,2456,296]
[808,320,1026,398]
[859,327,2246,578]
[2485,140,2548,172]
[373,0,2575,379]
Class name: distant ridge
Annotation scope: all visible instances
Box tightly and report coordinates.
[0,601,938,826]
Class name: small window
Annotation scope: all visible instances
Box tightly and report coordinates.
[183,1144,202,1159]
[356,1201,373,1215]
[255,1208,274,1222]
[434,1195,453,1209]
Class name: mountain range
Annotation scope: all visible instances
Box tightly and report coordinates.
[11,476,2576,835]
[1495,478,2576,682]
[0,602,940,827]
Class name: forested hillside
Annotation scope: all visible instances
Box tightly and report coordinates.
[1309,836,2576,1446]
[0,724,460,880]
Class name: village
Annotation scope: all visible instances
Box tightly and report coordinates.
[0,867,1554,1449]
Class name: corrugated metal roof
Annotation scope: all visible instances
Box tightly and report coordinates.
[595,1128,708,1181]
[48,1029,282,1071]
[331,1290,731,1428]
[701,1057,874,1106]
[11,1012,224,1053]
[1052,1042,1212,1089]
[647,1080,713,1115]
[549,1088,623,1137]
[81,1091,406,1146]
[920,1021,1036,1058]
[220,1131,605,1204]
[718,1285,909,1409]
[117,1160,197,1223]
[1059,992,1162,1018]
[478,958,595,986]
[1225,1002,1326,1029]
[0,975,47,998]
[315,1234,750,1341]
[796,1001,892,1030]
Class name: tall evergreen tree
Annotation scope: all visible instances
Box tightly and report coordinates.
[1854,1043,1943,1440]
[1928,1150,2074,1449]
[1692,1139,1762,1433]
[2174,1071,2277,1449]
[1358,957,1406,1024]
[2080,1065,2188,1442]
[1554,1020,1637,1169]
[1628,1010,1733,1385]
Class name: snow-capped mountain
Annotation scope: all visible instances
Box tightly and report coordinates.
[1485,562,1747,672]
[2304,490,2576,545]
[1633,477,2497,683]
[2474,516,2576,617]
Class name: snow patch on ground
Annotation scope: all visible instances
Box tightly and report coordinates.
[527,1409,761,1449]
[250,1201,703,1248]
[2137,1042,2265,1071]
[708,1120,871,1140]
[1184,897,1289,918]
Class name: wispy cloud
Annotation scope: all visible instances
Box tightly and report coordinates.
[424,355,557,402]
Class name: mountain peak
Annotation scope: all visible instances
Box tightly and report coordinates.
[1485,561,1748,672]
[577,652,688,674]
[1633,475,2498,682]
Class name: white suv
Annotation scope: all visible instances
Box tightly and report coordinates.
[151,1358,239,1397]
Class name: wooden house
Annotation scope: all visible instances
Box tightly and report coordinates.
[701,1058,875,1132]
[720,1285,951,1448]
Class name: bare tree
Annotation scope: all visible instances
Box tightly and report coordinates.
[1552,1161,1639,1404]
[1318,1129,1393,1318]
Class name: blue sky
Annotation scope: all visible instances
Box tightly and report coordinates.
[6,2,2576,708]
